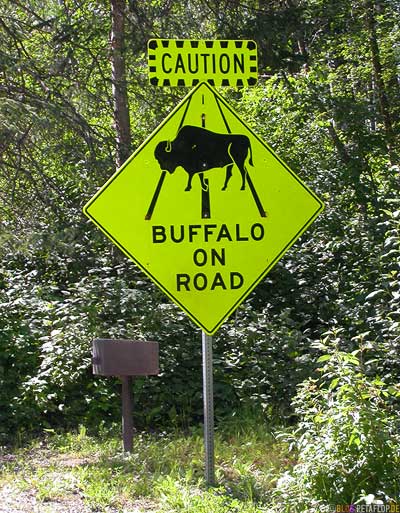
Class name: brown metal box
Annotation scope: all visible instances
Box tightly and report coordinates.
[92,339,159,376]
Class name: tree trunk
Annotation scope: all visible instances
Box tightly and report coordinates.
[364,0,395,162]
[110,0,131,169]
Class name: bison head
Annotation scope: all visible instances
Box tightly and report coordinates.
[154,141,176,173]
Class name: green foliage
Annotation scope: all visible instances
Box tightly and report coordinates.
[274,339,400,511]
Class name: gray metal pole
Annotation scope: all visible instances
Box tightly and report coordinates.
[121,376,133,452]
[202,331,215,486]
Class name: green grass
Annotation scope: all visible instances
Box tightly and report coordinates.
[0,421,292,512]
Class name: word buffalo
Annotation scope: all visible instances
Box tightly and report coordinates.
[154,125,253,191]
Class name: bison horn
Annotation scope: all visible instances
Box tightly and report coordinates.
[165,140,172,153]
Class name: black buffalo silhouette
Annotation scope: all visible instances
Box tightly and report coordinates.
[154,125,253,191]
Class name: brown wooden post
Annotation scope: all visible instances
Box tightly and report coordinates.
[121,375,133,452]
[92,340,159,453]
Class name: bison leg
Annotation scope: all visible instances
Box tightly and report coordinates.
[240,166,247,190]
[199,173,208,191]
[222,164,234,191]
[185,173,194,191]
[229,143,249,190]
[234,161,247,190]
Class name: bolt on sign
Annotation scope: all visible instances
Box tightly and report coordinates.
[84,77,324,334]
[148,39,258,87]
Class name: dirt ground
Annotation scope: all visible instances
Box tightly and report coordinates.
[0,483,158,513]
[0,483,91,513]
[0,452,158,513]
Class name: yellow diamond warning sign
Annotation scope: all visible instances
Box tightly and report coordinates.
[83,82,324,334]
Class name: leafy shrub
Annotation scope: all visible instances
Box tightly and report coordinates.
[0,222,318,438]
[1,66,399,441]
[274,336,400,512]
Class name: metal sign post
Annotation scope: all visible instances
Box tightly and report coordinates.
[202,331,215,486]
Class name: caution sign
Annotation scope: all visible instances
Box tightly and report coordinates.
[83,82,324,335]
[148,39,258,87]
